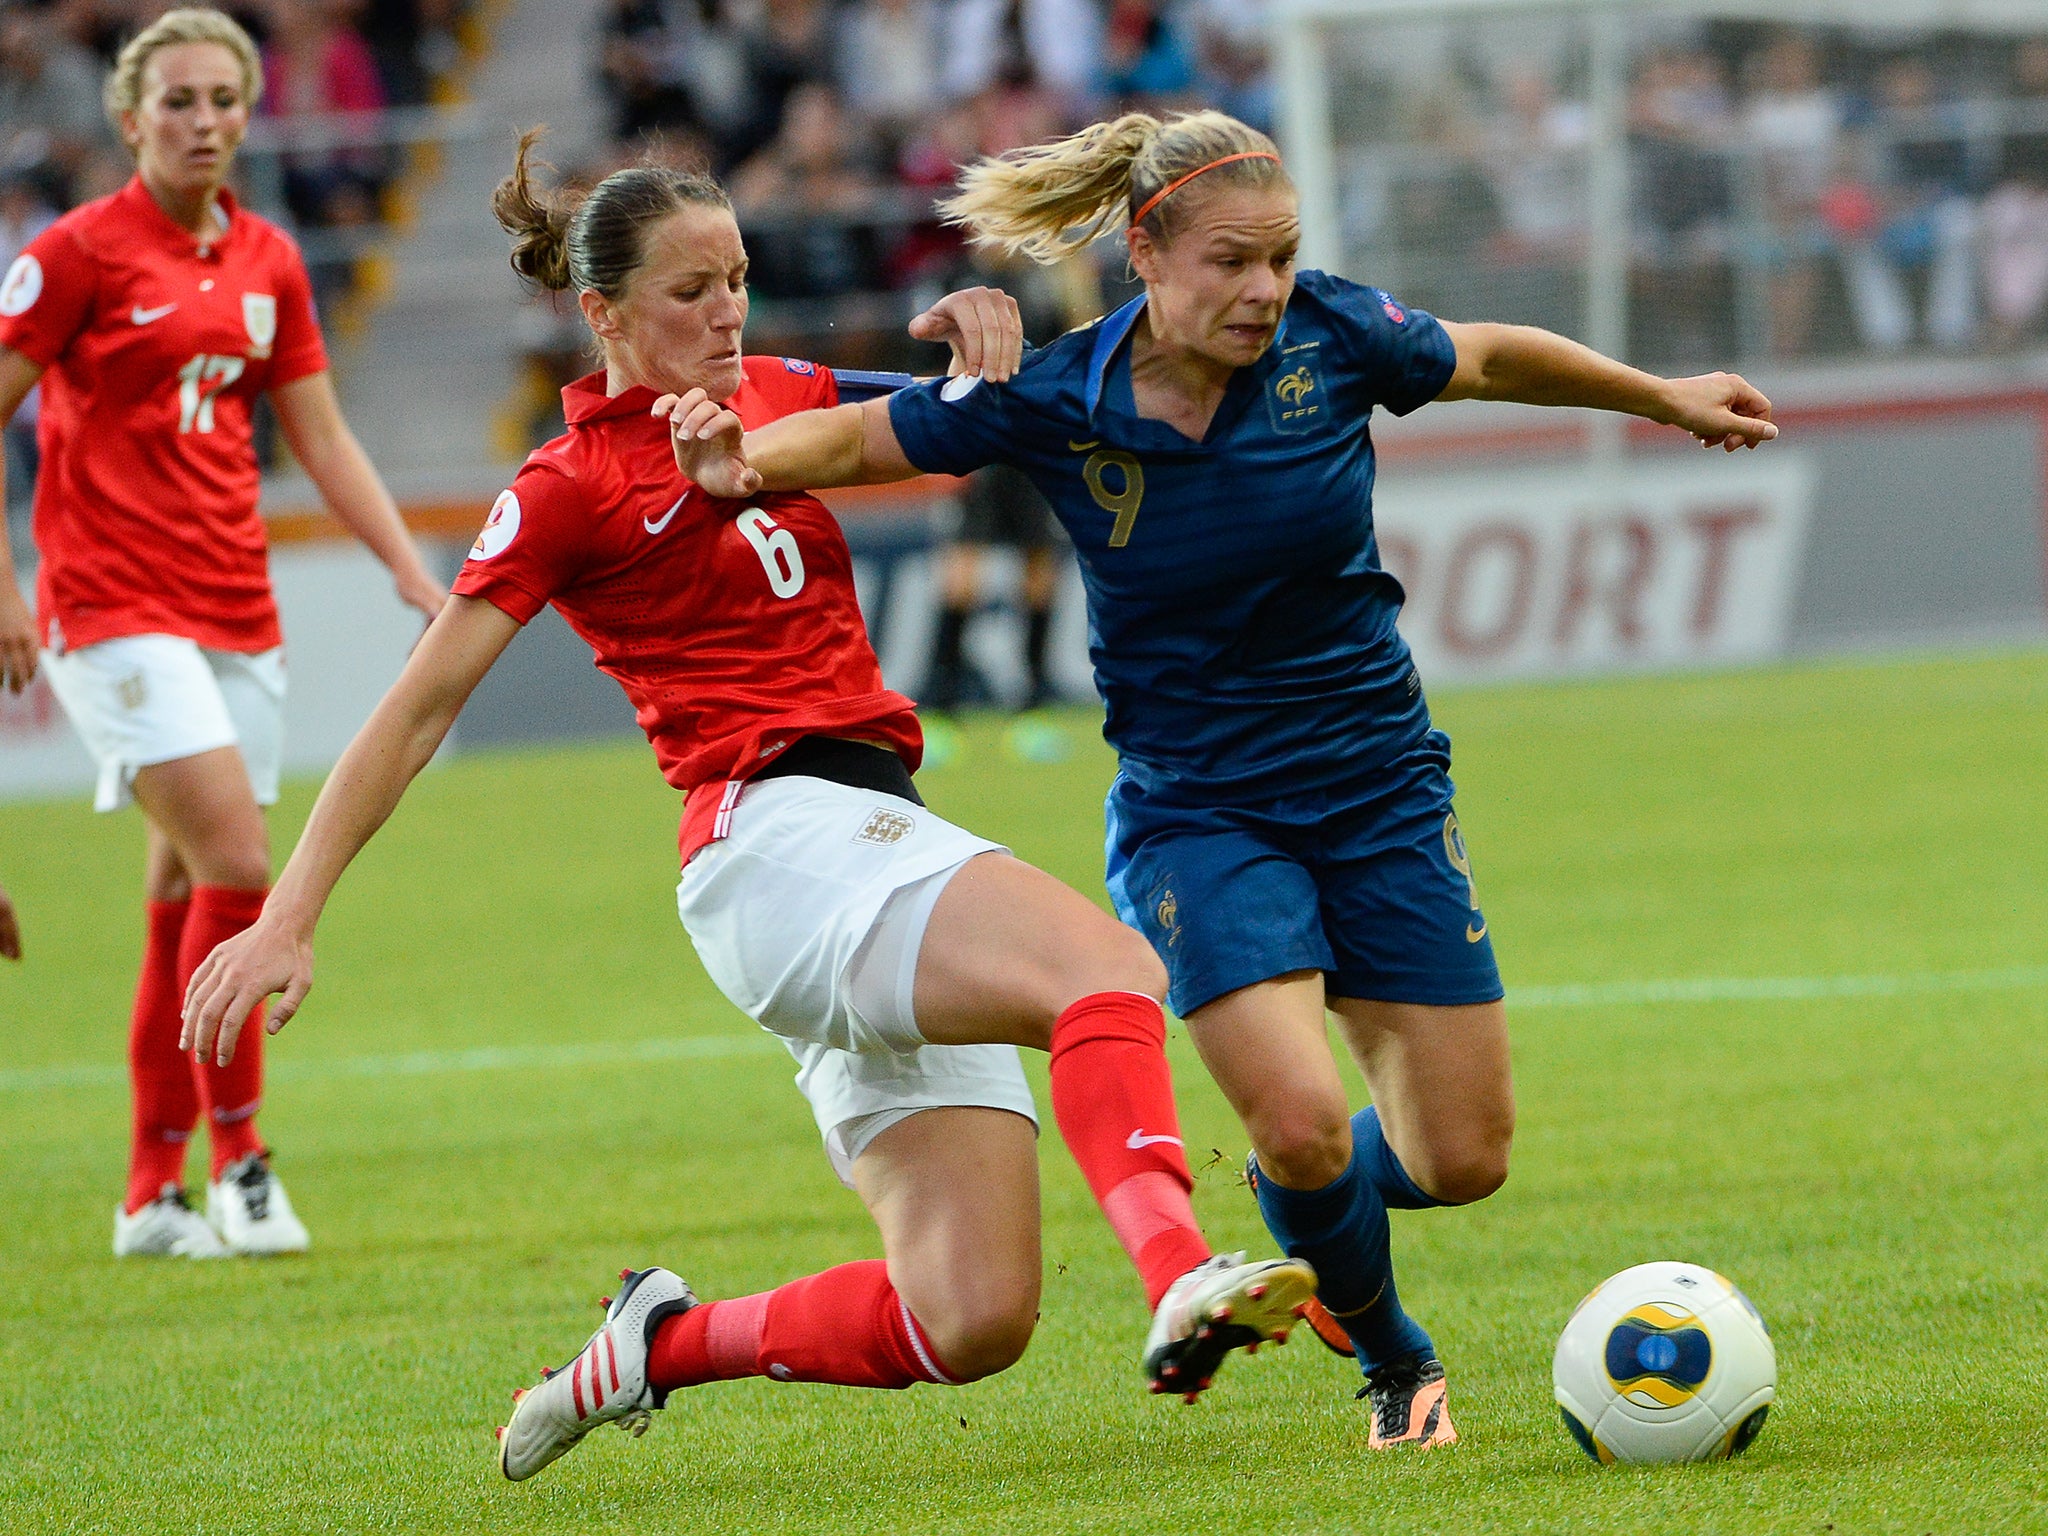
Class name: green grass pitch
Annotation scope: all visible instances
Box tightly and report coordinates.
[3,649,2045,1535]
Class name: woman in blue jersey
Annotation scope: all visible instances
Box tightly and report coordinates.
[657,109,1778,1449]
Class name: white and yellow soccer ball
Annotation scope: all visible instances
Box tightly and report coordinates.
[1553,1261,1776,1465]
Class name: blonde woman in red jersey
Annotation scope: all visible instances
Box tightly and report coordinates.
[182,135,1316,1481]
[0,9,445,1259]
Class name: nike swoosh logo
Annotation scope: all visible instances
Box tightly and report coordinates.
[130,304,177,325]
[643,495,686,535]
[1467,922,1488,943]
[1126,1131,1183,1150]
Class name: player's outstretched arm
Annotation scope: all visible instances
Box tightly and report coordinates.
[653,280,1021,496]
[272,371,449,621]
[181,596,521,1065]
[1435,321,1778,452]
[908,284,1024,383]
[0,347,46,694]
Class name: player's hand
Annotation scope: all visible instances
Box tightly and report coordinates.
[181,915,313,1067]
[0,881,20,962]
[1663,372,1778,452]
[395,567,448,623]
[910,285,1023,383]
[0,582,38,695]
[651,388,761,498]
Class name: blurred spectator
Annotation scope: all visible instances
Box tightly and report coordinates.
[0,167,51,536]
[262,0,391,217]
[1628,45,1735,362]
[1187,0,1273,133]
[834,0,943,146]
[1828,57,1979,352]
[1388,86,1500,283]
[261,0,391,309]
[1983,39,2048,349]
[1101,0,1196,104]
[0,8,115,206]
[1742,32,1841,356]
[731,82,885,299]
[360,0,463,107]
[940,0,1103,108]
[1488,66,1588,263]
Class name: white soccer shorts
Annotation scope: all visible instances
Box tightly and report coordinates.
[40,633,285,812]
[675,773,1039,1185]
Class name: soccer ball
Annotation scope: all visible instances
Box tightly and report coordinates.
[1553,1261,1776,1465]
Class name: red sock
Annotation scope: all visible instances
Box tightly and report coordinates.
[647,1261,955,1392]
[180,886,270,1178]
[125,899,197,1214]
[1049,991,1212,1307]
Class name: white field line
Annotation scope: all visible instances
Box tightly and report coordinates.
[1510,963,2048,1009]
[0,1030,783,1094]
[5,963,2045,1095]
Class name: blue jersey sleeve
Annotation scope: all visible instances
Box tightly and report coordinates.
[1303,271,1457,418]
[886,373,1015,477]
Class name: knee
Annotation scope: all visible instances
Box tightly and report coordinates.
[1417,1120,1514,1206]
[189,829,271,892]
[1048,919,1167,1016]
[921,1283,1039,1383]
[1251,1104,1353,1192]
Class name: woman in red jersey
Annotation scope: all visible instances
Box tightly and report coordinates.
[182,137,1316,1481]
[0,8,445,1260]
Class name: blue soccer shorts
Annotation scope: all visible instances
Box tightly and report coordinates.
[1104,731,1505,1018]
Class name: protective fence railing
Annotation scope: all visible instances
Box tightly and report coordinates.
[1274,0,2048,374]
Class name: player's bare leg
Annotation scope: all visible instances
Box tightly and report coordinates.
[498,1108,1043,1482]
[1189,973,1458,1444]
[913,853,1315,1397]
[852,1107,1041,1381]
[131,746,270,893]
[1328,997,1514,1209]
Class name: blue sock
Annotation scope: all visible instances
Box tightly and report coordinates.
[1352,1104,1447,1211]
[1253,1143,1434,1374]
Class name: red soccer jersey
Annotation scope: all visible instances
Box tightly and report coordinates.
[451,357,922,856]
[0,178,329,654]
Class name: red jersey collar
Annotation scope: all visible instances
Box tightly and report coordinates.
[561,371,669,426]
[115,175,243,257]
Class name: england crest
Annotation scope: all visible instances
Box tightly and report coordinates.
[242,292,276,358]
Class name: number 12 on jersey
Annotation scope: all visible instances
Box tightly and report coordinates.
[737,506,806,597]
[176,353,246,433]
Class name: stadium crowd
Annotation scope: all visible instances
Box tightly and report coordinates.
[581,8,2048,369]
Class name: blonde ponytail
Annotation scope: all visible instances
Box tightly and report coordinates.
[939,110,1290,264]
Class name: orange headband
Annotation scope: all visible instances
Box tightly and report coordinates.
[1129,151,1282,229]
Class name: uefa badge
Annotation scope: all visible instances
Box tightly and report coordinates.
[471,490,521,561]
[242,292,276,359]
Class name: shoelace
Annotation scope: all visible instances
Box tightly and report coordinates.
[1357,1359,1440,1439]
[233,1159,272,1222]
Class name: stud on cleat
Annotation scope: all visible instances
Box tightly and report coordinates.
[599,1296,612,1309]
[1141,1253,1319,1402]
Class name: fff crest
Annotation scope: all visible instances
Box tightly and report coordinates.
[1267,345,1323,434]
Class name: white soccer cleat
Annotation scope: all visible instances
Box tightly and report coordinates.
[206,1152,310,1256]
[1142,1250,1318,1402]
[497,1266,700,1483]
[113,1183,230,1259]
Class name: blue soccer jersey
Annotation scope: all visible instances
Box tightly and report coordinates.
[887,269,1456,804]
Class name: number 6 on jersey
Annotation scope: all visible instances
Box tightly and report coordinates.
[736,506,805,597]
